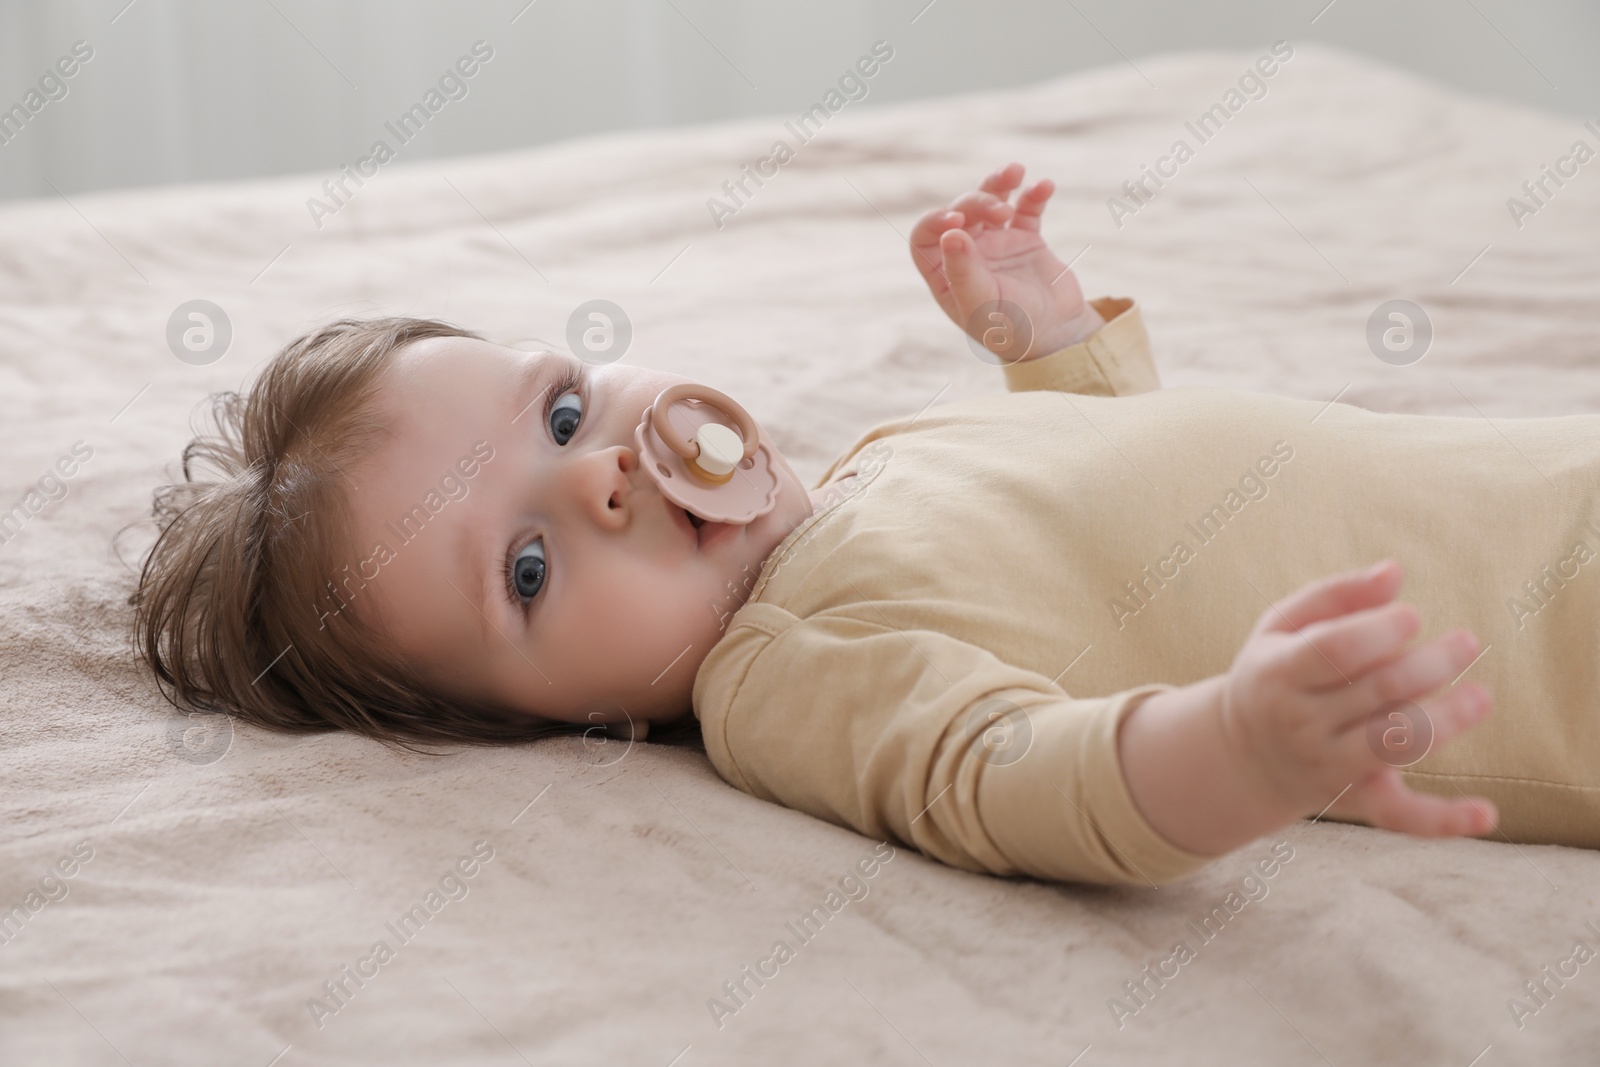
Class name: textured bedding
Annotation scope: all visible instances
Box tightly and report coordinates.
[3,43,1599,1065]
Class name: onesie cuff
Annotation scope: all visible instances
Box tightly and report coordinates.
[975,684,1218,887]
[1000,296,1160,397]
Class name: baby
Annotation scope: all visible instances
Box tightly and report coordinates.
[134,162,1600,887]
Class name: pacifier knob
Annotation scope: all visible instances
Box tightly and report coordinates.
[688,422,743,484]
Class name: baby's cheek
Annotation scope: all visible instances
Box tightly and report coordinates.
[586,563,707,653]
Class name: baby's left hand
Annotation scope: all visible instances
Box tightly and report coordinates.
[910,162,1104,363]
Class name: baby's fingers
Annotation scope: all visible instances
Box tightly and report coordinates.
[1256,559,1405,640]
[978,162,1026,201]
[910,207,963,251]
[1332,674,1491,770]
[1283,599,1420,692]
[948,190,1015,229]
[909,208,963,289]
[1350,767,1498,839]
[1331,627,1483,732]
[1009,179,1054,233]
[938,228,1000,323]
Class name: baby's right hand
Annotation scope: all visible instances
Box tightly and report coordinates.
[1218,559,1498,838]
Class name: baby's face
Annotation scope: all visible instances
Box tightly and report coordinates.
[342,335,817,730]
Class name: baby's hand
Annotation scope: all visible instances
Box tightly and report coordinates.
[1219,560,1498,838]
[910,161,1103,362]
[1118,560,1499,858]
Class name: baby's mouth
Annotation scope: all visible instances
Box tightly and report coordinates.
[684,508,704,529]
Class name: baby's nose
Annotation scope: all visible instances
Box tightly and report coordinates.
[571,445,640,530]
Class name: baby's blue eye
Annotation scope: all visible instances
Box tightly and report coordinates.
[512,539,546,599]
[549,391,582,445]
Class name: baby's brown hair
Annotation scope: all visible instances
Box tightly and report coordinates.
[128,317,653,751]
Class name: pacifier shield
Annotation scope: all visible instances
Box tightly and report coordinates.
[635,388,780,525]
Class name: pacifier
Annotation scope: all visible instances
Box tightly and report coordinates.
[634,383,780,525]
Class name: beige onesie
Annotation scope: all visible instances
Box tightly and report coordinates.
[691,297,1600,886]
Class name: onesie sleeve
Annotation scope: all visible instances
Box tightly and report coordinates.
[1000,296,1161,397]
[695,604,1218,888]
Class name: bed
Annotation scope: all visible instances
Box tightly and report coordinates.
[4,42,1598,1064]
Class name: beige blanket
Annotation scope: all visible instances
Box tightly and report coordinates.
[4,43,1598,1064]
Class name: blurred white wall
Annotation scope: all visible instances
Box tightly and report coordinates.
[0,0,1594,202]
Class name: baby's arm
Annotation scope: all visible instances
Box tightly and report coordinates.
[699,609,1221,887]
[1119,560,1499,855]
[910,161,1107,362]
